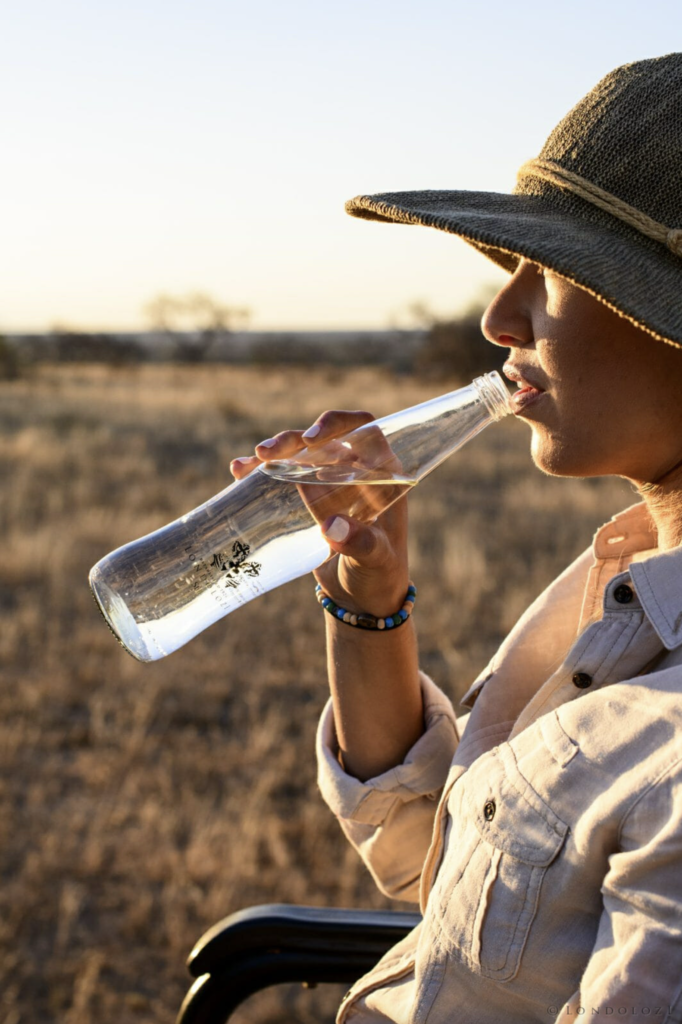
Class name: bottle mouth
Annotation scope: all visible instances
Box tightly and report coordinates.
[473,371,514,421]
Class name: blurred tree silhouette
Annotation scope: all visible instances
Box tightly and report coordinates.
[143,292,251,362]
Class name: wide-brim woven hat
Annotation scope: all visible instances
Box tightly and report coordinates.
[346,53,682,350]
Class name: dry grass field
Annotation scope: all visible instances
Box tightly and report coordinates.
[0,362,634,1023]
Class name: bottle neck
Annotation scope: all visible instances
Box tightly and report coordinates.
[377,371,511,436]
[374,371,512,482]
[472,372,513,421]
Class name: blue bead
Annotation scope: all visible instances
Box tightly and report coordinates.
[385,617,394,628]
[398,609,408,621]
[405,594,415,603]
[336,608,346,619]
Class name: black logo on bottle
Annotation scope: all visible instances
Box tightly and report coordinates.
[210,541,261,588]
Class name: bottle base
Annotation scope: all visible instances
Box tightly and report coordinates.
[89,569,157,663]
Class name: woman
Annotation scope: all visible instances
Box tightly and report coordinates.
[231,54,682,1021]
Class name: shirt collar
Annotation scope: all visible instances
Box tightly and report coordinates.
[594,503,682,651]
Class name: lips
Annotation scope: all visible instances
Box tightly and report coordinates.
[502,362,547,413]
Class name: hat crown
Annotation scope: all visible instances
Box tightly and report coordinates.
[535,53,682,227]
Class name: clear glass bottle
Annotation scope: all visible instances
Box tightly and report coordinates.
[89,371,512,662]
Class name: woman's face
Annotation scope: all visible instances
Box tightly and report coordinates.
[481,260,682,485]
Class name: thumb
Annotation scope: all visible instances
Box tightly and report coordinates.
[321,515,390,568]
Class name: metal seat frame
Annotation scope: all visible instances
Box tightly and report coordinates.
[177,903,421,1024]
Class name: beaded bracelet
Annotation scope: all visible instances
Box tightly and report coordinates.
[315,582,416,631]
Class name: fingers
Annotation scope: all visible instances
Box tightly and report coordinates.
[253,411,376,461]
[309,412,401,480]
[300,413,403,490]
[229,456,260,480]
[304,410,375,443]
[321,514,393,570]
[230,428,313,480]
[255,428,309,460]
[230,410,382,483]
[230,411,379,477]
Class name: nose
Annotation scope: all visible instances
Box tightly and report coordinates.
[480,262,536,349]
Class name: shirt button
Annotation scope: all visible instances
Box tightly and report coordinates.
[484,799,496,821]
[572,672,593,689]
[613,583,634,604]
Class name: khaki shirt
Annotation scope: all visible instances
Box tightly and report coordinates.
[316,503,682,1023]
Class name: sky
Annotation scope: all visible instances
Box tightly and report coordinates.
[2,0,681,332]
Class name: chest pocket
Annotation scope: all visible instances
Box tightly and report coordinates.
[428,743,568,982]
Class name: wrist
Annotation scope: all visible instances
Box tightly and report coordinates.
[316,582,416,632]
[325,571,410,619]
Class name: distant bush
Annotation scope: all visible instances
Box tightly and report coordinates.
[50,330,145,365]
[415,313,505,381]
[0,335,20,379]
[249,334,306,365]
[247,331,425,371]
[172,329,229,363]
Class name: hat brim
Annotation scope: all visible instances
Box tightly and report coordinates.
[346,189,682,350]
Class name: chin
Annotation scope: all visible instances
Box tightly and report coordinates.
[530,433,605,479]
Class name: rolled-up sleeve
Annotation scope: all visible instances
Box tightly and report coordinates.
[316,672,459,903]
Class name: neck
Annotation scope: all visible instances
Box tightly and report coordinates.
[635,457,682,552]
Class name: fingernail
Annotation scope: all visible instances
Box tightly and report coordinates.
[324,516,350,543]
[302,424,321,440]
[231,457,251,465]
[258,438,277,448]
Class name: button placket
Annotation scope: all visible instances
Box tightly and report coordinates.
[564,604,646,696]
[510,599,650,739]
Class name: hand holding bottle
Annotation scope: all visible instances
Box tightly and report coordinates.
[230,409,411,619]
[89,372,511,662]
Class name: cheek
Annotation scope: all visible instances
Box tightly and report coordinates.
[541,337,615,415]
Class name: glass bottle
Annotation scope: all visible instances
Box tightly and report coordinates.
[89,371,512,662]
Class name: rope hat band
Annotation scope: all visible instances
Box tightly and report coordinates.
[517,159,682,259]
[345,53,682,350]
